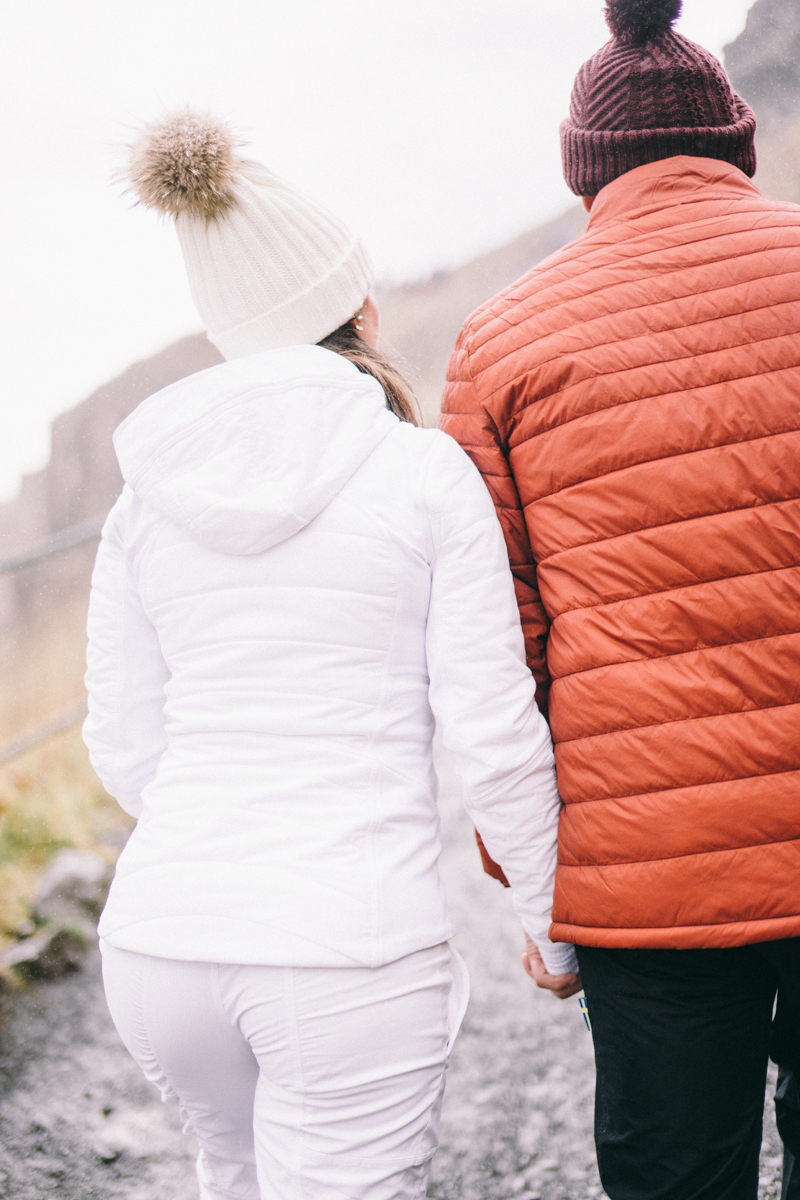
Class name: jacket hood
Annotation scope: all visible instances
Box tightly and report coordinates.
[113,344,399,555]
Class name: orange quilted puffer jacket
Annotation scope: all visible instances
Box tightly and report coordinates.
[440,156,800,951]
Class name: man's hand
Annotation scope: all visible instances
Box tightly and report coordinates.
[521,933,582,1000]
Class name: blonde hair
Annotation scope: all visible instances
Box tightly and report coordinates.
[318,322,420,426]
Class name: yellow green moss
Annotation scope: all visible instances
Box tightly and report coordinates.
[0,725,131,951]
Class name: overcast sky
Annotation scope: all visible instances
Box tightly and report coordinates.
[0,0,755,501]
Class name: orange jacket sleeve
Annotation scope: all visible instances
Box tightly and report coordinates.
[439,325,552,715]
[440,326,552,889]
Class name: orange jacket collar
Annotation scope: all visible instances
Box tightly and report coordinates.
[588,155,763,230]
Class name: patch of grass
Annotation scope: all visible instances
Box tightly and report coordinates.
[0,724,132,950]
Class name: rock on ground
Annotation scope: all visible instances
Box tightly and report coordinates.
[33,849,113,926]
[0,749,787,1198]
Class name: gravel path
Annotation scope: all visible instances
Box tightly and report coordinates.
[0,750,786,1199]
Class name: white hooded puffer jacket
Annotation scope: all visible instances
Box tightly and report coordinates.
[84,344,576,975]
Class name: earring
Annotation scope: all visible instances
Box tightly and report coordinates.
[354,310,364,332]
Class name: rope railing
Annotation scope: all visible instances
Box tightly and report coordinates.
[0,514,107,762]
[0,699,89,766]
[0,514,106,575]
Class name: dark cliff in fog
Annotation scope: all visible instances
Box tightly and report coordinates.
[725,0,800,202]
[0,336,222,561]
[725,0,800,134]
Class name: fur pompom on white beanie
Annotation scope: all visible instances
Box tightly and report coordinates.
[128,112,374,358]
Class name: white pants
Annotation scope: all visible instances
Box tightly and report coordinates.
[101,941,469,1200]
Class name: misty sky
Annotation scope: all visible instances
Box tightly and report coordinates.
[1,0,755,501]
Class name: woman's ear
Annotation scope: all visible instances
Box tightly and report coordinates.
[355,294,380,349]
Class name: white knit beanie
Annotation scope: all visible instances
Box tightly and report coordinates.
[128,113,373,358]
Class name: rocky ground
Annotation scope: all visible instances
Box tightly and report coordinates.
[0,751,786,1199]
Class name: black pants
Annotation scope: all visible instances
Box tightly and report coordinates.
[576,939,800,1200]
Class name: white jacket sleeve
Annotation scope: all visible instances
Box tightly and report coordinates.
[425,433,578,976]
[83,490,169,817]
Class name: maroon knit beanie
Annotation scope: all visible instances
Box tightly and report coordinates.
[561,0,757,196]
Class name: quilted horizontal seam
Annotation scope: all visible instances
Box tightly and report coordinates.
[471,219,800,351]
[563,760,800,808]
[558,834,800,871]
[538,490,800,568]
[550,624,800,685]
[473,244,800,381]
[122,799,369,818]
[169,636,390,655]
[167,728,384,740]
[548,533,800,619]
[542,497,800,583]
[555,693,800,747]
[166,688,379,709]
[505,318,800,441]
[487,210,800,317]
[584,204,800,261]
[161,580,390,600]
[439,332,800,428]
[487,321,800,425]
[500,262,800,377]
[529,426,800,521]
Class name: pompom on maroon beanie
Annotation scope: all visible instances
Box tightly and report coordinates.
[561,0,757,196]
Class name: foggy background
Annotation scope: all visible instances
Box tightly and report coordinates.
[1,0,754,500]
